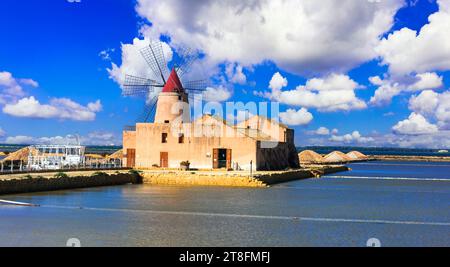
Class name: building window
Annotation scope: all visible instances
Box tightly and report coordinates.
[162,133,168,143]
[178,134,184,144]
[164,120,169,123]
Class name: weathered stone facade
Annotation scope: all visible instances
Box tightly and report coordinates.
[123,90,299,171]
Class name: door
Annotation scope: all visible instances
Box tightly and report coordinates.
[212,148,219,169]
[160,152,168,168]
[226,149,232,170]
[126,149,135,168]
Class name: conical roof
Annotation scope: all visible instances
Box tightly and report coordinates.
[162,68,184,93]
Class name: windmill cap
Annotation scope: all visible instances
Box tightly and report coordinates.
[162,68,184,93]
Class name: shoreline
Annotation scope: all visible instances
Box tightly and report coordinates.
[370,155,450,162]
[0,166,349,195]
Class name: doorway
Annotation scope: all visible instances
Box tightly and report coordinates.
[213,148,232,169]
[160,152,168,168]
[126,149,135,168]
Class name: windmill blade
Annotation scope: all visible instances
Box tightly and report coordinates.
[136,95,159,123]
[182,79,208,92]
[123,74,162,97]
[139,41,168,84]
[155,41,169,79]
[175,47,200,78]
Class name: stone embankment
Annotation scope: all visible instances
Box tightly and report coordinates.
[142,165,349,187]
[0,170,141,195]
[371,155,450,162]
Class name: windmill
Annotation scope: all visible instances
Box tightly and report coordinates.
[122,40,208,123]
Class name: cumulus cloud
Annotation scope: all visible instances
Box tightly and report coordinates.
[2,96,102,121]
[329,130,374,144]
[392,112,438,135]
[108,38,173,87]
[408,90,450,129]
[0,71,38,105]
[369,72,443,106]
[376,0,450,76]
[269,72,288,91]
[262,72,366,112]
[136,0,403,75]
[279,108,313,126]
[4,132,119,146]
[225,63,247,85]
[315,127,330,135]
[202,86,232,102]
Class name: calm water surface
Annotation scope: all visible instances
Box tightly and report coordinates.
[0,161,449,247]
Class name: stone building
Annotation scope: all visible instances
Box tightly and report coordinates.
[122,70,299,171]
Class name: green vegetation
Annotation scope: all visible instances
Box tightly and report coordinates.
[93,171,108,176]
[128,169,142,175]
[54,172,68,179]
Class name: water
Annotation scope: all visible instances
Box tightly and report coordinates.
[0,161,449,247]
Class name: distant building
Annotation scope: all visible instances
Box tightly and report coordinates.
[27,145,85,170]
[122,70,299,171]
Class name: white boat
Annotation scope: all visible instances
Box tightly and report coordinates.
[437,149,449,153]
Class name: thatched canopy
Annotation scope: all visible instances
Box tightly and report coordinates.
[298,150,324,164]
[0,151,5,156]
[346,151,367,160]
[324,151,352,163]
[1,146,37,163]
[85,153,105,159]
[107,149,123,160]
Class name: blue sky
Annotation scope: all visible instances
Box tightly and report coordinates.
[1,0,449,148]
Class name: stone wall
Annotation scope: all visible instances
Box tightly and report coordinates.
[142,171,266,187]
[0,172,139,195]
[142,166,349,187]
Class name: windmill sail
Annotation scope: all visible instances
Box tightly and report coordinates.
[122,40,208,123]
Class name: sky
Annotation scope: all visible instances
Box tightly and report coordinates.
[0,0,449,148]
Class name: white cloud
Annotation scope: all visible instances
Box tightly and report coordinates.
[408,90,450,129]
[376,0,450,76]
[329,130,374,144]
[137,0,403,75]
[99,48,115,61]
[369,72,443,106]
[2,96,102,121]
[409,90,439,115]
[315,127,330,135]
[19,78,39,88]
[264,73,366,112]
[0,71,38,105]
[408,72,443,91]
[269,72,288,91]
[4,132,119,146]
[5,135,35,145]
[392,112,438,135]
[225,63,247,85]
[202,86,232,102]
[0,127,5,137]
[108,38,173,87]
[279,108,313,126]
